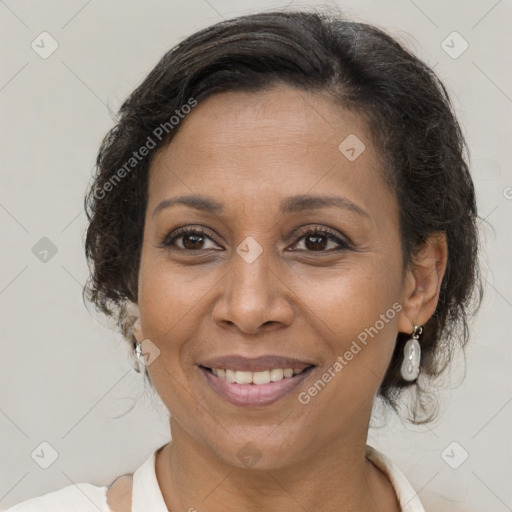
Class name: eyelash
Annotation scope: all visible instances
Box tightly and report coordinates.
[160,226,351,253]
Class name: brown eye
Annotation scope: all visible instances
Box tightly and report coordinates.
[182,232,206,250]
[304,233,328,251]
[162,227,221,251]
[290,227,350,252]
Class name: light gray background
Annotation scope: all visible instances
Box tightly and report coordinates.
[1,1,511,510]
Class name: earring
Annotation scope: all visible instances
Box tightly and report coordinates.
[134,341,144,373]
[400,325,423,381]
[134,341,142,360]
[132,317,143,373]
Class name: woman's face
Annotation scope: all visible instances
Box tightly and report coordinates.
[135,85,413,469]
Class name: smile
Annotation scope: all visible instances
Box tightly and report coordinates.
[199,364,315,407]
[209,367,308,384]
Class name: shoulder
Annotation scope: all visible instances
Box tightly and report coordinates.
[365,445,426,512]
[4,482,109,512]
[4,445,165,512]
[106,474,133,512]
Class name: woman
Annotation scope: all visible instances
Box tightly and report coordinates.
[8,9,480,512]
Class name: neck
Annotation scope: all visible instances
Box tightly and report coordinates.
[155,419,399,512]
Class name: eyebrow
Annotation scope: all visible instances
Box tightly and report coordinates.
[152,194,369,219]
[281,194,370,218]
[152,195,223,217]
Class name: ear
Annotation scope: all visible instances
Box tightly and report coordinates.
[133,317,143,342]
[397,232,448,334]
[130,303,144,342]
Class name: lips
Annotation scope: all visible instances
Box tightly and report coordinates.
[198,354,316,407]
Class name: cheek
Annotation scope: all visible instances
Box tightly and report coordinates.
[291,267,402,437]
[137,248,216,342]
[290,254,403,387]
[295,254,402,331]
[136,255,206,412]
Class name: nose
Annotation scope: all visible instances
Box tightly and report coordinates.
[211,249,294,335]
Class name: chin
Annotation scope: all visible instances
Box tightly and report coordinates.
[208,430,309,471]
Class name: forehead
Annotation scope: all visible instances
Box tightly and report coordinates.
[148,85,390,213]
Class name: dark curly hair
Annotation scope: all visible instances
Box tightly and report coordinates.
[83,9,482,423]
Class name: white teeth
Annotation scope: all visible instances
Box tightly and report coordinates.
[252,370,271,385]
[270,368,284,381]
[235,371,253,385]
[210,367,309,385]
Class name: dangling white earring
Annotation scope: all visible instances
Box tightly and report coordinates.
[132,318,144,373]
[400,325,423,381]
[134,340,143,373]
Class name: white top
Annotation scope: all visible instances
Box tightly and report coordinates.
[4,445,425,511]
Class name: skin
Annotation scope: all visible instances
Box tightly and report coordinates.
[133,84,447,512]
